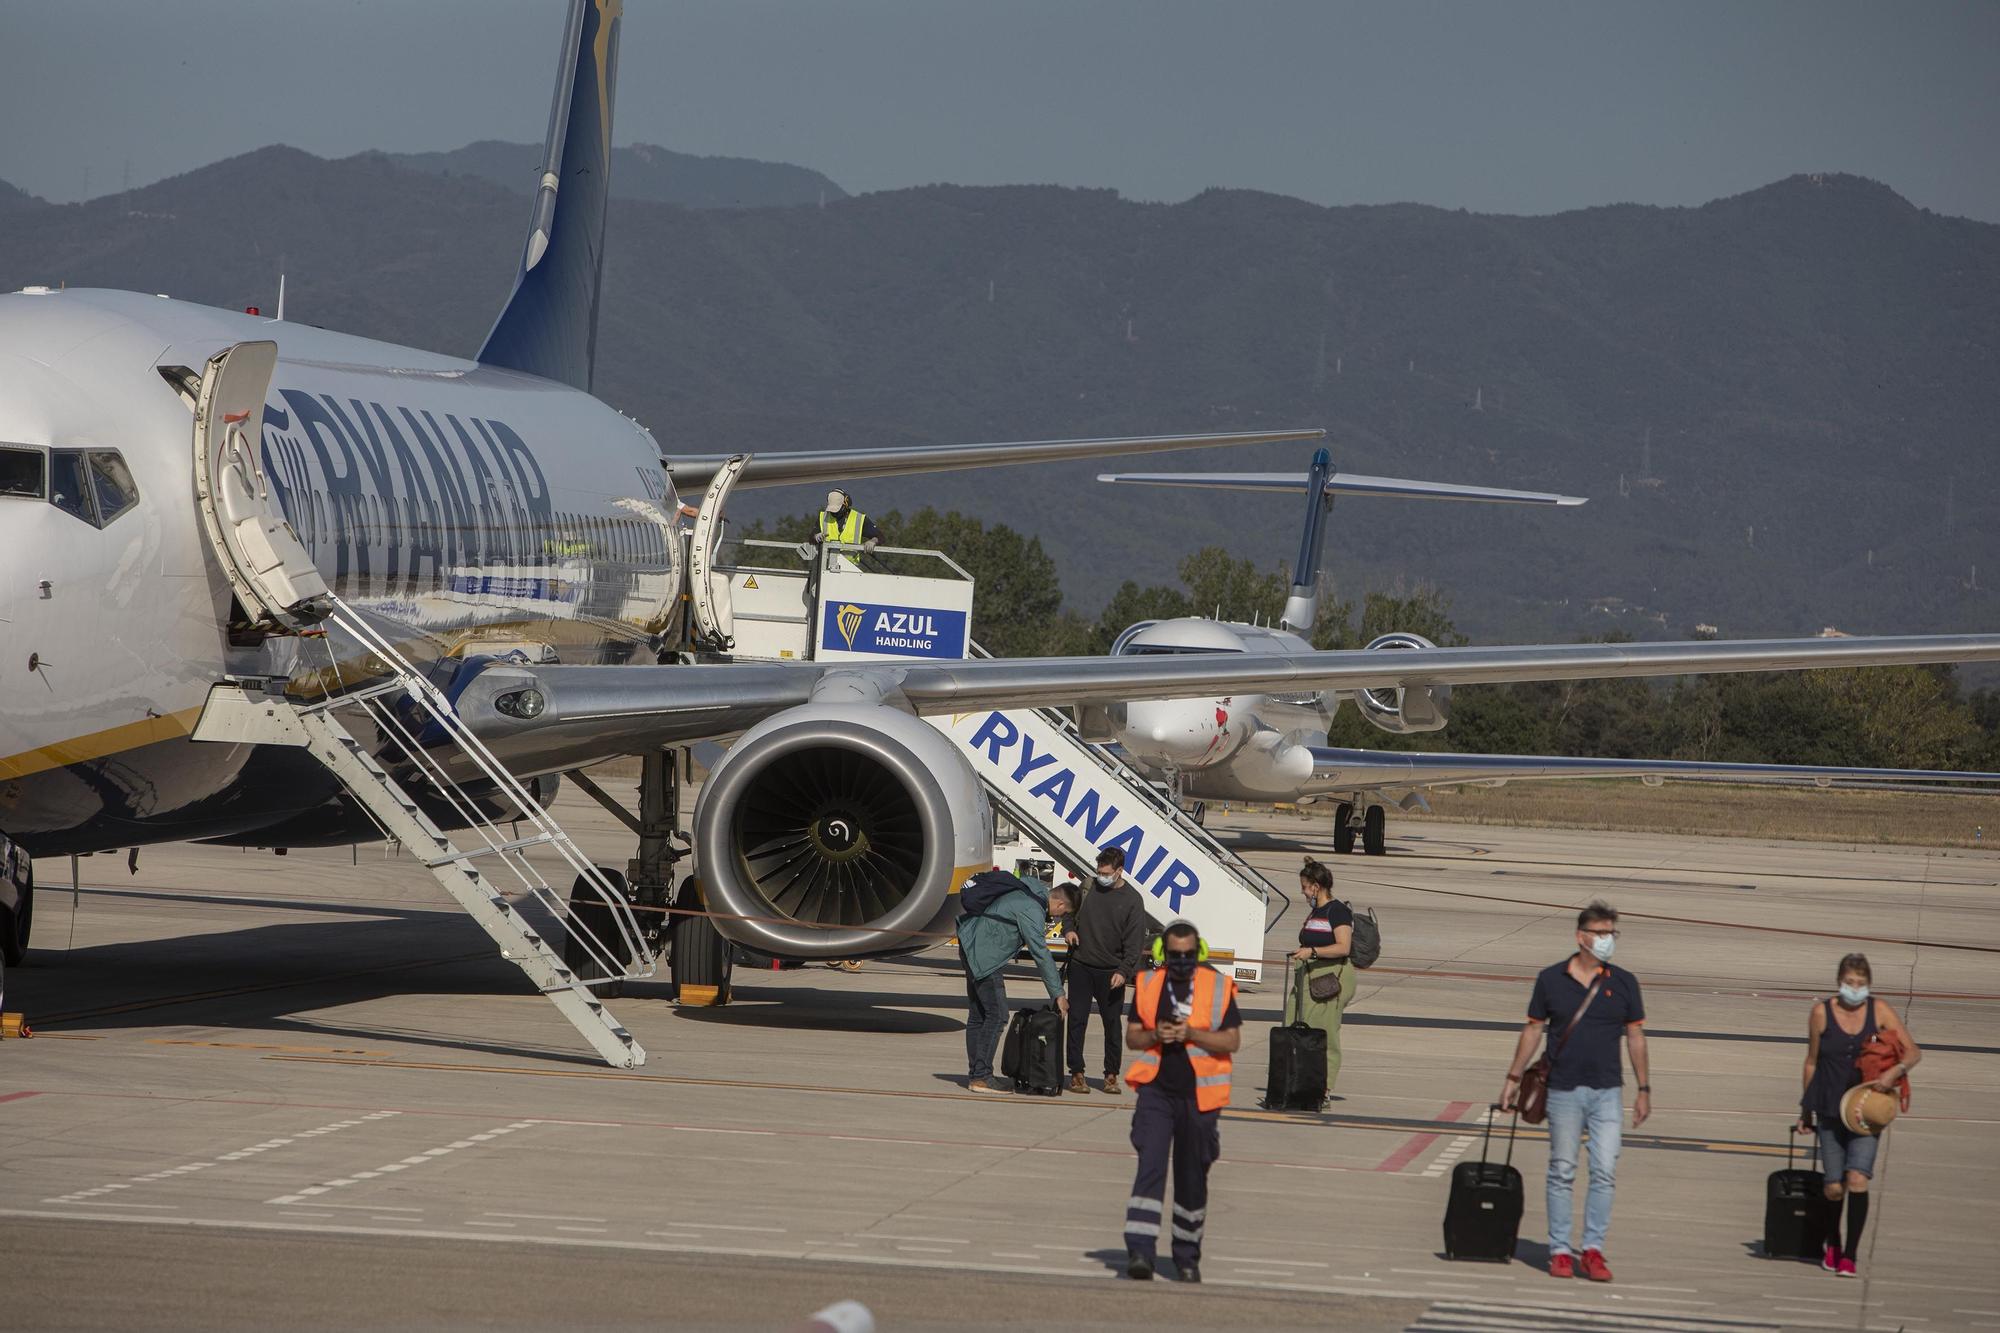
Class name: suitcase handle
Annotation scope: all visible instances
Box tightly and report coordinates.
[1479,1103,1519,1170]
[1786,1120,1820,1172]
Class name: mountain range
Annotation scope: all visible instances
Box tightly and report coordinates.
[2,147,1994,644]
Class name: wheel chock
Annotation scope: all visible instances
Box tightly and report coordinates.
[0,1013,31,1039]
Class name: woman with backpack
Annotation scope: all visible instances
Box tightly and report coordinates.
[1285,858,1358,1102]
[1797,952,1922,1277]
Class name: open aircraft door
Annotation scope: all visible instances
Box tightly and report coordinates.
[190,341,329,629]
[687,453,748,651]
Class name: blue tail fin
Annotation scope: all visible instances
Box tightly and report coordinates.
[477,0,621,391]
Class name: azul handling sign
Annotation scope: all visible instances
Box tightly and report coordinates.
[821,601,969,659]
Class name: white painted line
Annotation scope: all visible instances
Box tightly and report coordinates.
[556,1226,609,1234]
[464,1221,516,1229]
[1232,1269,1296,1278]
[991,1251,1040,1260]
[896,1245,956,1254]
[267,1120,541,1205]
[864,1234,969,1245]
[44,1112,400,1206]
[486,1212,607,1222]
[308,1202,422,1213]
[69,1201,181,1210]
[688,1222,786,1234]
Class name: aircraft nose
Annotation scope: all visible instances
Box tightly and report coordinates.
[1126,700,1216,764]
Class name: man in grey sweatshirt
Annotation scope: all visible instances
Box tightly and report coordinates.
[1062,845,1153,1094]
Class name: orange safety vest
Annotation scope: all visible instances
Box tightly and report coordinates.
[1124,964,1236,1112]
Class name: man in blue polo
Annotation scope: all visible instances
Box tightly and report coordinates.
[1498,901,1651,1283]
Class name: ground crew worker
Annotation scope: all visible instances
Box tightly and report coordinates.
[810,489,881,551]
[1121,919,1242,1284]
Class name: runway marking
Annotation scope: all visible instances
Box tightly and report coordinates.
[147,1039,388,1056]
[42,1110,400,1205]
[485,1211,606,1222]
[0,1091,43,1104]
[1379,1099,1477,1173]
[1420,1135,1478,1179]
[266,1120,540,1205]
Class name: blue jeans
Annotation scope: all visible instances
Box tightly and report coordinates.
[964,967,1008,1080]
[1546,1085,1623,1256]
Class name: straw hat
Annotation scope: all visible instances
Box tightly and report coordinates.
[1840,1084,1899,1136]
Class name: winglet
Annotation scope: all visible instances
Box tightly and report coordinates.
[476,0,621,391]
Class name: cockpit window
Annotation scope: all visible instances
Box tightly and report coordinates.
[88,451,139,524]
[0,446,43,498]
[49,450,93,523]
[47,448,140,527]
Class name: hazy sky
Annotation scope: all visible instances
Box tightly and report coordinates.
[3,1,1996,221]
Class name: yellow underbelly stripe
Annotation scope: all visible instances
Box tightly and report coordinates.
[0,704,207,782]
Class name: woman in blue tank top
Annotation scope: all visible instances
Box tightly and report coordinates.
[1797,953,1923,1278]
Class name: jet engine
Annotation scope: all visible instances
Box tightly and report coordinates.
[691,704,992,960]
[1353,632,1452,734]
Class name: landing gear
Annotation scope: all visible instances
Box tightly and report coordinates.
[1362,804,1387,857]
[0,870,31,967]
[1188,801,1207,828]
[1332,802,1355,856]
[563,868,631,996]
[670,875,733,1006]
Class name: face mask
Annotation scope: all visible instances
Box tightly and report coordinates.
[1165,954,1199,980]
[1094,872,1114,887]
[1839,983,1870,1007]
[1586,933,1616,962]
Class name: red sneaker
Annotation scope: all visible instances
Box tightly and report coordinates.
[1821,1241,1840,1272]
[1836,1256,1858,1278]
[1548,1252,1574,1279]
[1580,1249,1614,1282]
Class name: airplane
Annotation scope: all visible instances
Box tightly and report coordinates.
[1091,449,2000,854]
[3,0,1998,1014]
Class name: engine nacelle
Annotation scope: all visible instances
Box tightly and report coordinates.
[1353,632,1452,734]
[692,704,992,960]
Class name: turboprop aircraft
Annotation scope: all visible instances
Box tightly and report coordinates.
[1094,451,2000,854]
[3,0,1998,1032]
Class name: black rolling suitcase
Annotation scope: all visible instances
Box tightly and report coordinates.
[1443,1106,1524,1262]
[1001,1005,1064,1095]
[1265,964,1329,1110]
[1764,1125,1829,1260]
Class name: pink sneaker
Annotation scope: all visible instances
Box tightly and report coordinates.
[1836,1256,1858,1278]
[1821,1241,1840,1272]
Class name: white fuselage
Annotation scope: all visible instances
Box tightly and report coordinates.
[1109,617,1335,801]
[0,288,679,854]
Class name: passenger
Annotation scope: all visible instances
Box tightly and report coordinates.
[1064,845,1150,1096]
[1284,856,1356,1104]
[1121,920,1243,1284]
[1798,952,1923,1278]
[809,488,881,552]
[1498,901,1651,1283]
[954,868,1066,1094]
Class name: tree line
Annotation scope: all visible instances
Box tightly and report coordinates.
[738,507,2000,772]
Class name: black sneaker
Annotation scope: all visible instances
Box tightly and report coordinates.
[1175,1262,1201,1284]
[1127,1250,1154,1281]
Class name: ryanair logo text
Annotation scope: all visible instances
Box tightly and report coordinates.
[966,712,1201,911]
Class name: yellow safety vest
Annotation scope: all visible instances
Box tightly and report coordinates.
[1124,965,1236,1111]
[819,508,865,544]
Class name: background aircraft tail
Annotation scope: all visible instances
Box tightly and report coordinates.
[477,0,620,391]
[1098,459,1586,632]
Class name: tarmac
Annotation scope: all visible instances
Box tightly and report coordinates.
[2,789,1997,1332]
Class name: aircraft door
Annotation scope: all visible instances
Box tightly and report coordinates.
[687,453,748,651]
[191,341,330,628]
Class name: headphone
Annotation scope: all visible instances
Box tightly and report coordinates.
[1150,923,1210,964]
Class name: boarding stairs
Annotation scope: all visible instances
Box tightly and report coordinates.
[191,600,654,1069]
[708,538,1284,982]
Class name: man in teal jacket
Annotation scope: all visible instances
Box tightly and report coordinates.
[958,870,1068,1092]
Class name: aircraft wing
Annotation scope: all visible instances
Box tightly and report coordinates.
[460,632,2000,775]
[1096,469,1586,505]
[1302,747,2000,793]
[667,429,1324,493]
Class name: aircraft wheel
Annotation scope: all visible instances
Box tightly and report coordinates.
[671,876,733,1006]
[1332,803,1356,855]
[564,868,630,998]
[1362,805,1387,856]
[1,876,32,967]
